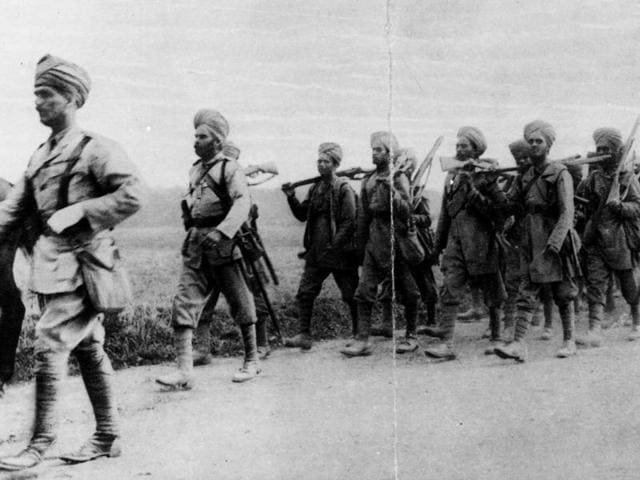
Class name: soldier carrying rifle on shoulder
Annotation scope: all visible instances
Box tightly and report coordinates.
[281,143,359,350]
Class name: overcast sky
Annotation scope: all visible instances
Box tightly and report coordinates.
[0,0,638,190]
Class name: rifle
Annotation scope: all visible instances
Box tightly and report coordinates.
[410,136,444,210]
[607,115,640,203]
[439,154,609,174]
[235,223,282,341]
[281,166,374,191]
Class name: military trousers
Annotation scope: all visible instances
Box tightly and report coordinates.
[440,241,506,308]
[296,263,359,306]
[515,277,578,314]
[585,253,639,307]
[354,250,419,307]
[410,262,438,304]
[172,258,256,329]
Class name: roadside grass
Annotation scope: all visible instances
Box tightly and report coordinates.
[12,221,370,381]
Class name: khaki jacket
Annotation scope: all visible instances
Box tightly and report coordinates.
[507,161,578,283]
[0,127,145,293]
[182,150,251,268]
[578,169,640,270]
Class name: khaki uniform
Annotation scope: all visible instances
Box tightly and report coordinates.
[288,177,359,336]
[506,161,579,341]
[354,170,419,336]
[432,169,507,344]
[173,150,256,329]
[0,125,143,451]
[577,169,640,323]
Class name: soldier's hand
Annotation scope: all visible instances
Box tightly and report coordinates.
[202,229,224,249]
[281,184,295,197]
[47,204,86,234]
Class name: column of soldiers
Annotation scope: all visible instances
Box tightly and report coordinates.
[2,53,640,474]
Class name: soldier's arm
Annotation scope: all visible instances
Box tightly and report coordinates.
[547,169,574,252]
[215,160,251,239]
[79,139,146,231]
[286,188,310,222]
[392,172,412,222]
[0,176,32,241]
[614,175,640,219]
[468,176,507,220]
[331,183,356,250]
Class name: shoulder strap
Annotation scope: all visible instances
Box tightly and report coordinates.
[57,135,92,209]
[203,158,232,212]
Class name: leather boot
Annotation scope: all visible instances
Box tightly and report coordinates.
[576,303,603,348]
[233,324,261,383]
[424,305,456,360]
[494,313,529,362]
[285,302,313,349]
[341,303,373,357]
[556,303,577,358]
[457,288,487,322]
[370,301,393,338]
[628,303,640,341]
[396,302,419,354]
[193,321,213,366]
[0,351,64,471]
[156,328,194,389]
[64,342,119,463]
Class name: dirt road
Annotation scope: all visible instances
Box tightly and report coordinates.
[2,320,640,480]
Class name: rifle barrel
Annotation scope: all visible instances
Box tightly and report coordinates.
[283,168,374,190]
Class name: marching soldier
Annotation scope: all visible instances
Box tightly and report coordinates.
[424,127,507,359]
[495,120,580,362]
[156,109,260,388]
[192,143,273,365]
[576,128,640,346]
[282,143,359,350]
[342,131,420,357]
[0,55,144,470]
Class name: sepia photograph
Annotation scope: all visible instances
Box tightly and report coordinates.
[1,1,639,479]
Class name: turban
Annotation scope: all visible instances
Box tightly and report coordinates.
[523,120,556,147]
[593,127,623,152]
[318,142,342,165]
[508,139,531,159]
[457,126,487,156]
[370,131,399,157]
[395,147,418,174]
[34,54,91,108]
[193,109,229,142]
[221,141,240,160]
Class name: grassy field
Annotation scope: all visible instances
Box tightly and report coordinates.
[12,212,363,381]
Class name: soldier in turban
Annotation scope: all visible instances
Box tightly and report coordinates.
[281,142,358,350]
[575,127,640,346]
[157,108,262,388]
[342,130,420,357]
[0,54,144,471]
[495,121,580,362]
[423,127,507,359]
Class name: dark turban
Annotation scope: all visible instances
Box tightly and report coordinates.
[318,142,342,165]
[509,139,531,159]
[593,127,623,153]
[457,126,487,156]
[370,131,399,157]
[194,109,229,142]
[523,120,556,147]
[35,54,91,108]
